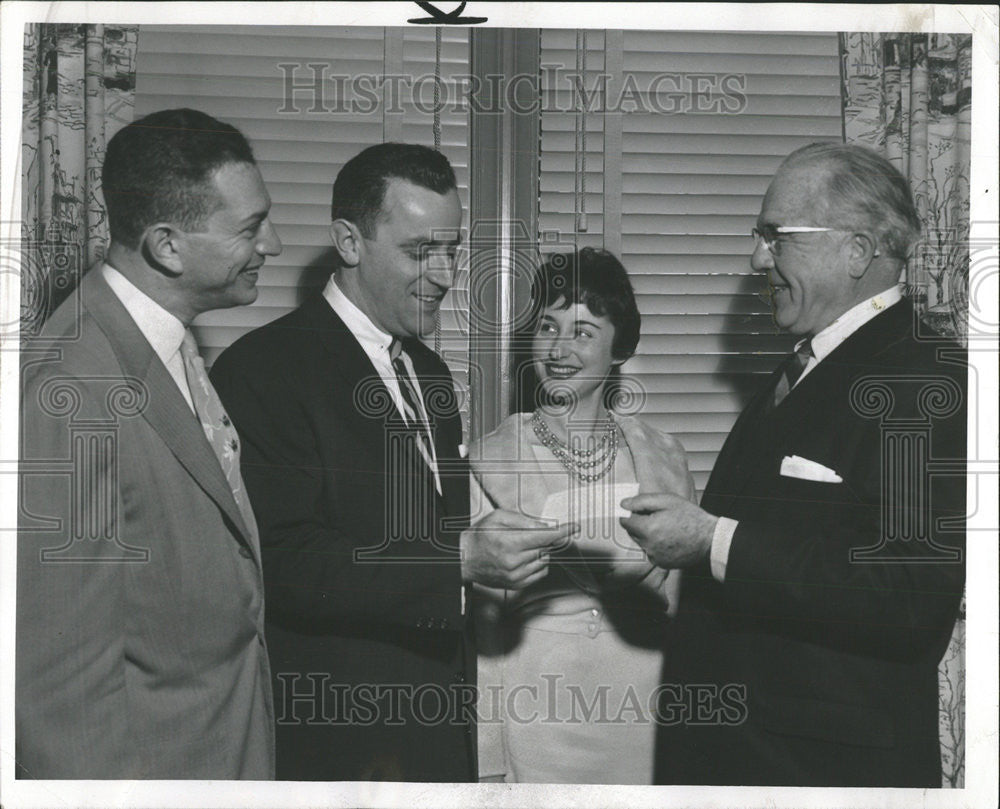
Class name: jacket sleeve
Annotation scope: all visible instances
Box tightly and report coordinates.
[17,371,129,778]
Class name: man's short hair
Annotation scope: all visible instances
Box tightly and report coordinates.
[102,108,256,249]
[780,142,922,261]
[330,143,457,237]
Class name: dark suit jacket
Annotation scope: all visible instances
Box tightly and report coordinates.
[17,267,274,779]
[211,294,473,782]
[657,300,966,787]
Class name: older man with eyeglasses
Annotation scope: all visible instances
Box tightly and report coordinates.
[621,142,967,787]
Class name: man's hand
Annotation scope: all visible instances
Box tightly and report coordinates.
[461,510,579,589]
[619,493,717,569]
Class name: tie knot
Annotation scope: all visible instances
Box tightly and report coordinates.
[391,341,411,375]
[795,338,814,362]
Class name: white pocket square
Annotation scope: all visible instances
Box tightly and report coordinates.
[780,455,843,483]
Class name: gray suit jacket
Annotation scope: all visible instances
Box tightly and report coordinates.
[16,267,274,779]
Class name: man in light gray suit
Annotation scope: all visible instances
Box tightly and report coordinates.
[17,108,282,779]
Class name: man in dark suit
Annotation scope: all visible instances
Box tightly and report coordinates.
[621,143,966,787]
[211,143,573,782]
[17,108,282,778]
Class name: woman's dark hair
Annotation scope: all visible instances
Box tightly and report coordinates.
[530,247,641,410]
[532,247,641,360]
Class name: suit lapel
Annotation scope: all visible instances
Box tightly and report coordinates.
[301,296,399,445]
[704,360,786,502]
[767,300,913,434]
[302,296,463,528]
[401,338,452,458]
[400,337,469,520]
[710,301,913,502]
[80,269,254,543]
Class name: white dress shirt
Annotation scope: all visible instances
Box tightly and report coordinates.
[101,263,195,413]
[322,274,441,492]
[710,286,904,581]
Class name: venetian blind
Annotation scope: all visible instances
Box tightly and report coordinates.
[134,25,472,424]
[538,29,843,492]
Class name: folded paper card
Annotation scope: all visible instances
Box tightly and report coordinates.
[540,483,643,559]
[539,482,651,587]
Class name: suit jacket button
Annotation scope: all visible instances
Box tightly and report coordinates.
[416,618,426,628]
[238,546,252,559]
[440,618,449,629]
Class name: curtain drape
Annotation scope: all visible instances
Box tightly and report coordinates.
[840,32,971,343]
[840,31,969,788]
[21,23,138,333]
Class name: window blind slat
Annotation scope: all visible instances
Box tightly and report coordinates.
[135,26,471,431]
[539,29,840,495]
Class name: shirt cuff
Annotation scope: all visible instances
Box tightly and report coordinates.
[710,517,739,582]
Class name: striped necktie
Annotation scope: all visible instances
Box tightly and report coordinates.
[390,342,439,491]
[773,338,814,408]
[180,330,258,537]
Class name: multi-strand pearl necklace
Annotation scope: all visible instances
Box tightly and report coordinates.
[531,410,619,483]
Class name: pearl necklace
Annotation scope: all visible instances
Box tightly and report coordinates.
[531,410,619,483]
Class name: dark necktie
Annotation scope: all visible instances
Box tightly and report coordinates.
[390,343,438,488]
[773,338,814,408]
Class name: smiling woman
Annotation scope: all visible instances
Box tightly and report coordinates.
[469,247,696,784]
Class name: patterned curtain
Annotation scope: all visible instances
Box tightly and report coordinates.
[840,32,969,788]
[840,32,971,343]
[21,23,138,334]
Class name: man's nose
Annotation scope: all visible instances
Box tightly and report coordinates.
[425,257,456,291]
[256,219,282,256]
[750,238,773,272]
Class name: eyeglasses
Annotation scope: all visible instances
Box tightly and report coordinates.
[751,225,835,256]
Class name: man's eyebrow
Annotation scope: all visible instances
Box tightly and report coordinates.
[402,235,462,247]
[237,210,268,227]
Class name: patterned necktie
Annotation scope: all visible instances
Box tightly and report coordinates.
[773,338,814,408]
[180,330,258,536]
[390,342,439,489]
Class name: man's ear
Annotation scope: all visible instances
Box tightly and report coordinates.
[141,223,184,275]
[330,219,362,268]
[845,231,880,279]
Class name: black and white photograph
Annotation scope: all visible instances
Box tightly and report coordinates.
[1,3,996,808]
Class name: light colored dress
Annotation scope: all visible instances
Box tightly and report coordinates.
[470,413,695,784]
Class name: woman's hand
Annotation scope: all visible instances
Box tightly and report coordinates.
[619,418,696,500]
